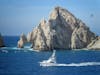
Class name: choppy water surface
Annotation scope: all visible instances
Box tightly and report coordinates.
[0,36,100,75]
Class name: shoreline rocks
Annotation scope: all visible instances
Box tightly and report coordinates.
[17,33,27,48]
[87,36,100,50]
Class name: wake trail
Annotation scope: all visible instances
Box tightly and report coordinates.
[40,62,100,67]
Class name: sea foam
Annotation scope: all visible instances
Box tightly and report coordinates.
[40,62,100,67]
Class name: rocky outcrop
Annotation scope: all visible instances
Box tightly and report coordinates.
[17,33,27,48]
[28,19,52,50]
[0,33,5,47]
[18,6,99,50]
[71,20,96,49]
[87,36,100,50]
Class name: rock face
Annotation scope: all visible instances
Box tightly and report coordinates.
[18,6,98,50]
[17,33,27,48]
[0,33,4,47]
[27,19,52,50]
[87,37,100,50]
[71,20,96,49]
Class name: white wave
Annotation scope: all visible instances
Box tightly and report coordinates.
[1,50,9,53]
[1,47,20,50]
[1,46,40,52]
[28,48,40,52]
[10,46,40,52]
[40,62,100,67]
[24,46,30,49]
[11,47,21,50]
[0,47,7,49]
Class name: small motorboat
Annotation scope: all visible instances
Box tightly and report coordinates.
[39,50,100,67]
[39,50,56,66]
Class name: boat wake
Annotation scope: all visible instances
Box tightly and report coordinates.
[39,50,100,67]
[40,62,100,67]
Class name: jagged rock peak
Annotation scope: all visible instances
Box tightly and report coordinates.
[40,18,47,26]
[53,6,70,13]
[50,6,76,18]
[49,6,78,30]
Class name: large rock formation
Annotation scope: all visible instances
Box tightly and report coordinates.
[18,6,99,50]
[0,33,5,47]
[17,33,27,48]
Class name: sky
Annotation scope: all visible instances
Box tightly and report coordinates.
[0,0,100,36]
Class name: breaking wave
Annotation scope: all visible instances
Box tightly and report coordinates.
[0,47,39,52]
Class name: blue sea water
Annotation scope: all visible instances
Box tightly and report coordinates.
[0,36,100,75]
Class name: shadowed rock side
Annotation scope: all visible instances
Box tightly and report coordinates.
[0,33,5,47]
[18,6,98,50]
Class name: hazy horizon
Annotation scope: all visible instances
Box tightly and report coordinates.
[0,0,100,36]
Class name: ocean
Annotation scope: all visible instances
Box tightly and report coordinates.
[0,36,100,75]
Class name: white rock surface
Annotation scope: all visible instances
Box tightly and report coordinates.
[17,33,27,48]
[87,37,100,50]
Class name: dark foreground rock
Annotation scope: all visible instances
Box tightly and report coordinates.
[0,33,5,47]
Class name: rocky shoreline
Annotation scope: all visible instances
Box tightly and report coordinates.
[17,6,100,51]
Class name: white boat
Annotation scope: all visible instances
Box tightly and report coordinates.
[39,50,56,66]
[39,50,100,67]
